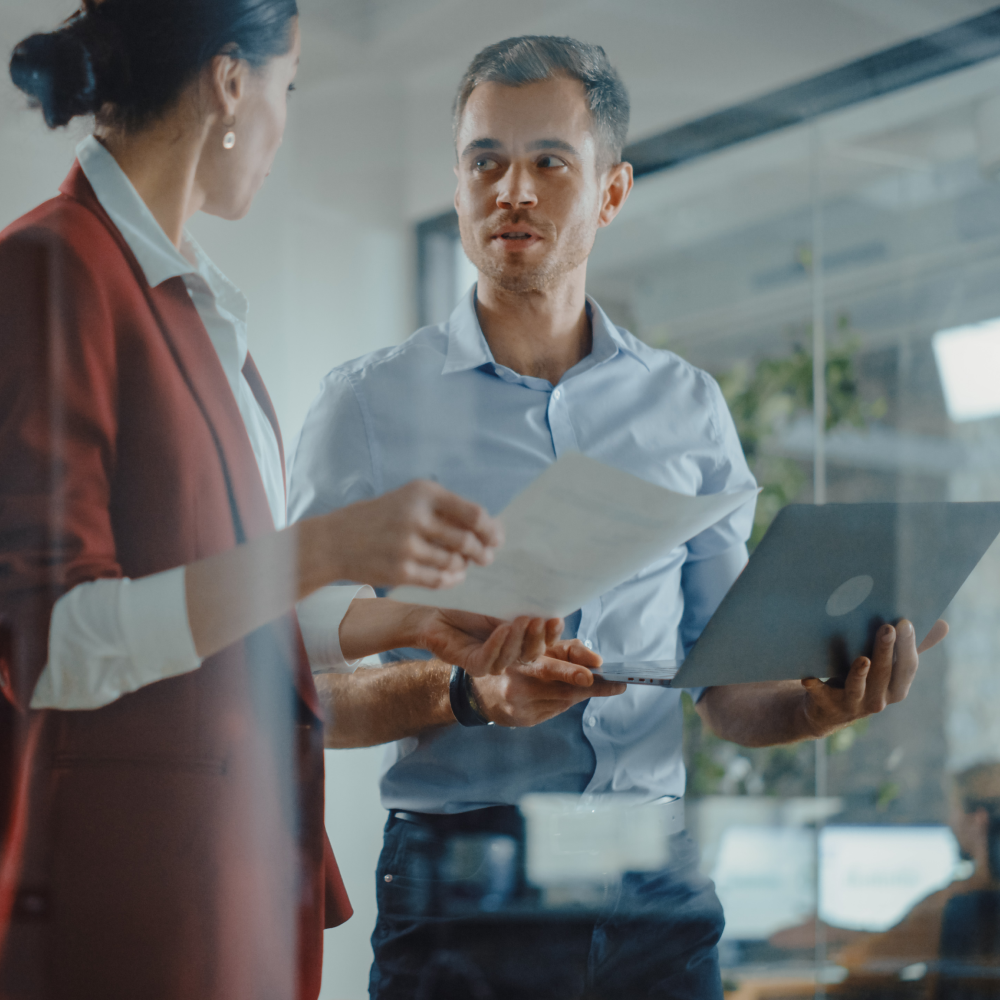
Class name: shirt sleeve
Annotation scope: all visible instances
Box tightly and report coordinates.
[287,370,378,524]
[686,372,758,562]
[30,566,201,710]
[679,372,757,701]
[296,584,376,675]
[0,225,124,710]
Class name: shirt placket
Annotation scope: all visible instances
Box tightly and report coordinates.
[544,380,609,782]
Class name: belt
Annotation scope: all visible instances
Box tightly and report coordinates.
[392,804,524,837]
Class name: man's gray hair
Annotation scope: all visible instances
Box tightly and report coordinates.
[453,35,630,169]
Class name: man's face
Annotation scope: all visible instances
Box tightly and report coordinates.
[454,75,620,294]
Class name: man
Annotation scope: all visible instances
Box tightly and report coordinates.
[288,35,945,999]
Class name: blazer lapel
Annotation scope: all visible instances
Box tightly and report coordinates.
[149,279,277,542]
[243,353,286,505]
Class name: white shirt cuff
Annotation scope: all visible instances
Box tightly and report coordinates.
[32,567,202,710]
[296,585,376,675]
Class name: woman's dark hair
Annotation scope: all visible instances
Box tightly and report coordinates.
[10,0,298,131]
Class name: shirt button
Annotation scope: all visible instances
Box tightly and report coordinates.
[588,716,598,728]
[552,389,561,400]
[384,874,393,883]
[583,640,593,649]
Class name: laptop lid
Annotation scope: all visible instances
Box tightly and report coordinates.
[670,501,1000,688]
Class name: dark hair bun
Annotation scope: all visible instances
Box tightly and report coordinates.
[11,0,298,134]
[10,26,102,128]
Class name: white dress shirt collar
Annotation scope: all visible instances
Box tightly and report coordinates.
[441,284,651,378]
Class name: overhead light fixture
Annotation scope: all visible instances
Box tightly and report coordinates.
[932,318,1000,422]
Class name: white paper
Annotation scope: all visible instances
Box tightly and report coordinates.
[390,452,758,619]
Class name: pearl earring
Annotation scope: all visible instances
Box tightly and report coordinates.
[223,130,236,150]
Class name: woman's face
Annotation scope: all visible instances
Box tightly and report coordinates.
[200,18,301,220]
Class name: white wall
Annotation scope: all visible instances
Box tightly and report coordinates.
[321,745,388,1000]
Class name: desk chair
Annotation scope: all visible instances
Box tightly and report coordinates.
[937,890,1000,999]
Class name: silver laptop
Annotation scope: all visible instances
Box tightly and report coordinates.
[595,501,1000,688]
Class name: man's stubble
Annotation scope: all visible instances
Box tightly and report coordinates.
[459,210,598,295]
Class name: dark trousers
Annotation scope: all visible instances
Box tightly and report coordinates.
[369,807,725,1000]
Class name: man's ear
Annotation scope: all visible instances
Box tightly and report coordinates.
[597,161,633,229]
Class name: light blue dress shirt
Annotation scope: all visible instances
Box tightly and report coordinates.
[288,288,757,812]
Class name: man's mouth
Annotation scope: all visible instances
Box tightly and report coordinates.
[499,232,533,240]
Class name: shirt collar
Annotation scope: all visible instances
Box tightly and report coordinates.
[75,136,249,327]
[441,285,650,377]
[76,135,195,288]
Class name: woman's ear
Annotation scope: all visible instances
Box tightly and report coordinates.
[209,46,245,119]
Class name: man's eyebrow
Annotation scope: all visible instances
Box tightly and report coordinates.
[461,138,501,157]
[527,138,579,156]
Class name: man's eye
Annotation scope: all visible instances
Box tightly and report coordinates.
[287,82,297,94]
[537,155,567,168]
[474,157,499,171]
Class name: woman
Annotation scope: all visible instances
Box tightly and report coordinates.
[0,2,570,997]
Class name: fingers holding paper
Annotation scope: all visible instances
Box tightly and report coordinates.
[323,479,502,589]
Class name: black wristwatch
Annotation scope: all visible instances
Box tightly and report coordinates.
[449,666,494,727]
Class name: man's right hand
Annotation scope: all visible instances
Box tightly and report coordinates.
[469,640,627,727]
[317,479,503,590]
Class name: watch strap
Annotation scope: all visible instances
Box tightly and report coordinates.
[449,665,493,727]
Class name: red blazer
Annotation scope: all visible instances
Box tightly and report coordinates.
[0,164,351,1000]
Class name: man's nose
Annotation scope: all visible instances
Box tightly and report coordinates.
[497,163,538,209]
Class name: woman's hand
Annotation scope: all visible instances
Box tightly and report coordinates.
[417,610,564,678]
[337,599,587,680]
[312,480,503,590]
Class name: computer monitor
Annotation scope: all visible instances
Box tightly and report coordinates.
[712,826,816,940]
[819,825,959,932]
[711,823,960,940]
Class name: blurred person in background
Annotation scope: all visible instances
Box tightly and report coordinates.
[289,34,946,1000]
[816,760,1000,997]
[0,2,580,998]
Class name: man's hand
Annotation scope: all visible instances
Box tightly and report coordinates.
[319,639,625,749]
[697,617,949,747]
[800,618,949,737]
[470,640,627,727]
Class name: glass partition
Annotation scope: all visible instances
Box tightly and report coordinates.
[412,49,1000,1000]
[584,54,1000,997]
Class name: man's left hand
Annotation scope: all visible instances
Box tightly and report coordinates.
[801,618,949,737]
